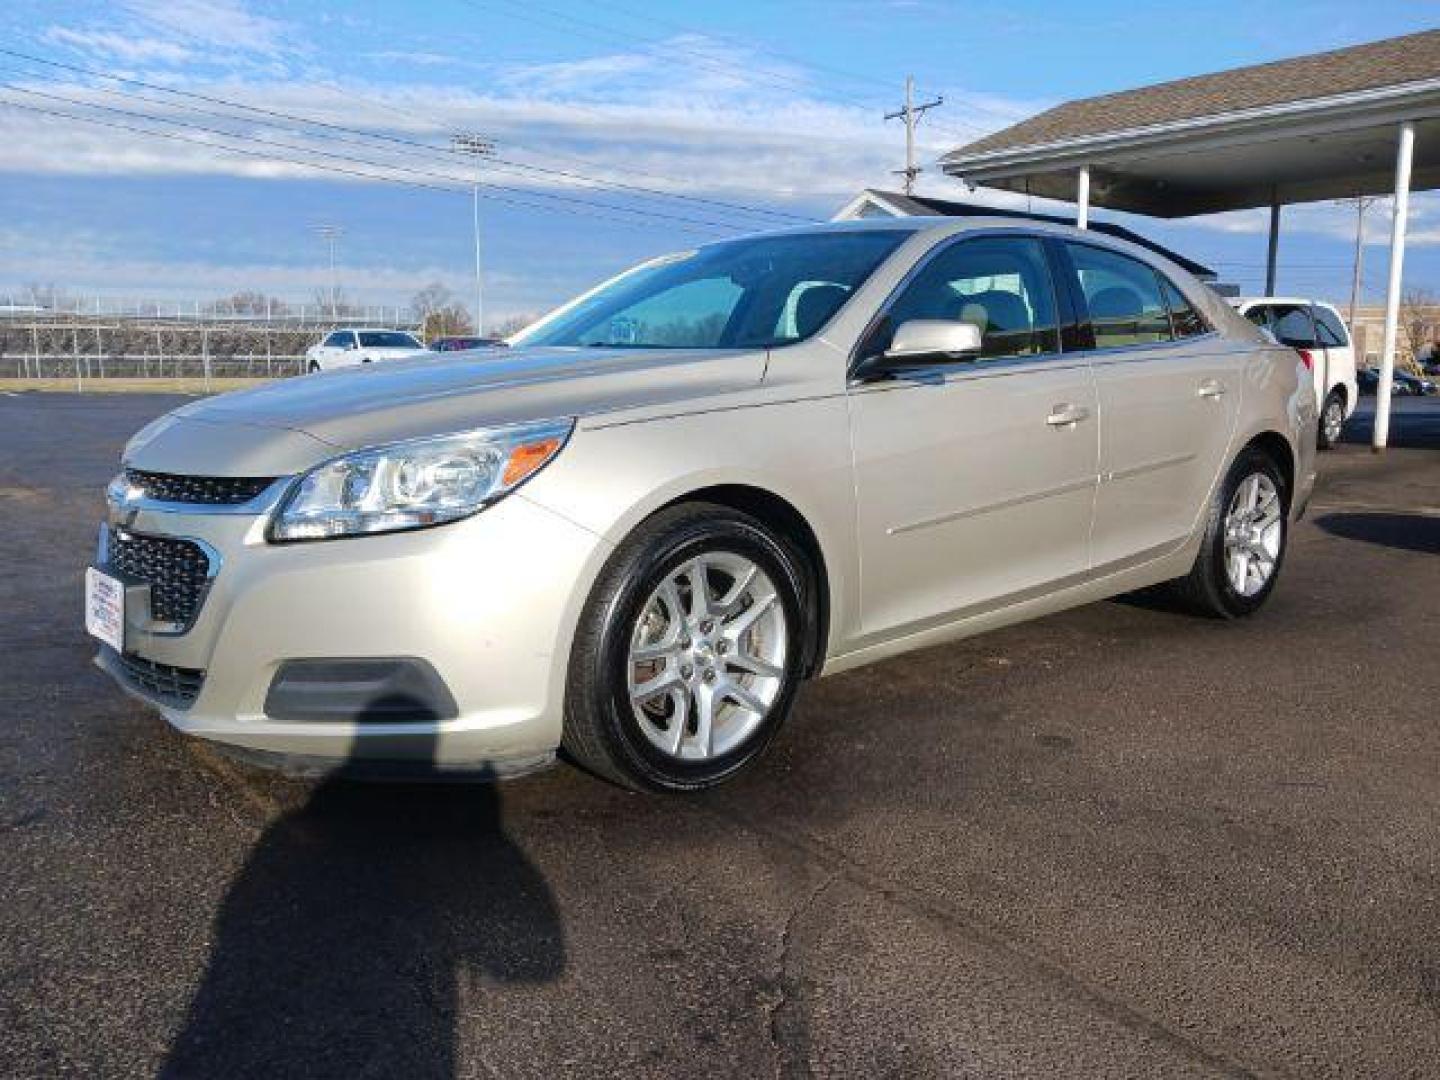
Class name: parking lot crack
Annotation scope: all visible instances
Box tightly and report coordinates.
[766,868,839,1080]
[702,804,1257,1079]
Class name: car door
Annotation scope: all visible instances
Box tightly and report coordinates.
[1064,242,1243,568]
[319,330,354,369]
[847,233,1099,639]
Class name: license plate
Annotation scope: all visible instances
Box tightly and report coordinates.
[85,567,125,652]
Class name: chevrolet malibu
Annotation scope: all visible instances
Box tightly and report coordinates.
[88,219,1317,791]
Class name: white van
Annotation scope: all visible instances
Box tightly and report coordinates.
[1231,298,1358,449]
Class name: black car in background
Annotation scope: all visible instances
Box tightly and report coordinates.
[1358,366,1438,396]
[428,335,506,353]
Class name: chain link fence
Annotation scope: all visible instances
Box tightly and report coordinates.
[0,295,424,386]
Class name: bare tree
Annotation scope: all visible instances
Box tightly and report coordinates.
[1398,288,1437,371]
[312,288,363,321]
[220,291,290,318]
[24,282,72,311]
[489,313,539,339]
[412,282,474,340]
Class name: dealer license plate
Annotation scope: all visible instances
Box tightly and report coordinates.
[85,567,125,652]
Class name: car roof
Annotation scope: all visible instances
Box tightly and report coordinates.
[1230,297,1344,314]
[702,215,1209,277]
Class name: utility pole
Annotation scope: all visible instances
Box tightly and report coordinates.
[312,224,344,322]
[1335,195,1382,326]
[452,132,496,336]
[885,76,943,196]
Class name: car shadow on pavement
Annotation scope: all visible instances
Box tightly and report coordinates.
[1315,512,1440,555]
[159,716,565,1079]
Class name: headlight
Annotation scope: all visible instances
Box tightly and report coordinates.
[270,418,573,542]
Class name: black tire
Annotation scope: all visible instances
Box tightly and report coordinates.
[1164,446,1289,619]
[307,359,320,374]
[1317,390,1345,450]
[562,502,810,792]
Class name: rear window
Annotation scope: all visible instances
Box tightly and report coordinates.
[1160,277,1208,338]
[1265,305,1318,349]
[1066,243,1171,348]
[357,331,421,349]
[1313,307,1349,348]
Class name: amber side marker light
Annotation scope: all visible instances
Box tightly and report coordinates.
[504,437,564,486]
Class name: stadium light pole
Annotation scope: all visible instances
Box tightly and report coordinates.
[312,224,344,321]
[452,133,495,336]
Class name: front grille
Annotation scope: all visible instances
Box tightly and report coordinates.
[125,468,276,506]
[108,529,211,626]
[111,650,204,707]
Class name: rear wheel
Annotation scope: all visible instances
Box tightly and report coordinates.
[562,503,809,792]
[1165,447,1288,618]
[1318,390,1345,450]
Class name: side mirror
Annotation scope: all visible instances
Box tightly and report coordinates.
[885,319,982,362]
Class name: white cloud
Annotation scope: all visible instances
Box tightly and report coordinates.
[42,0,295,70]
[118,0,289,57]
[0,67,984,206]
[43,28,193,65]
[363,51,457,68]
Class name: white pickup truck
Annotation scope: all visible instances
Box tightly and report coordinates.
[1230,298,1358,450]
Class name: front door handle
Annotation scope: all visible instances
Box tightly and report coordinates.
[1046,403,1091,427]
[1198,379,1227,399]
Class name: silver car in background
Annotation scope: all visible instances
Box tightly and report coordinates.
[88,218,1317,791]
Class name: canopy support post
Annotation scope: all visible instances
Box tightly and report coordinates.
[1265,196,1281,296]
[1374,120,1415,452]
[1075,165,1090,230]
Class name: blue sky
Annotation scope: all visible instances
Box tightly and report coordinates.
[0,0,1436,328]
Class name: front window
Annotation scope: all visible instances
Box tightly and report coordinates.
[859,235,1060,361]
[324,331,354,348]
[511,231,908,350]
[357,331,422,349]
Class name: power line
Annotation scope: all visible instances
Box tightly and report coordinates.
[0,96,726,236]
[0,82,750,233]
[0,46,814,226]
[454,0,991,144]
[579,0,988,146]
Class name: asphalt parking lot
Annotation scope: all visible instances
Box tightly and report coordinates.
[2,391,1438,1079]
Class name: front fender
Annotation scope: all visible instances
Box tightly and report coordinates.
[519,398,860,659]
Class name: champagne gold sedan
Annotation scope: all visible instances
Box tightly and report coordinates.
[89,218,1316,790]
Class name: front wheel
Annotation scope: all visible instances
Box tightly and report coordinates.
[307,359,321,374]
[1318,390,1345,450]
[1164,447,1288,618]
[563,503,810,792]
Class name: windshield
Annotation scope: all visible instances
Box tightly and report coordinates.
[358,331,421,349]
[511,231,909,350]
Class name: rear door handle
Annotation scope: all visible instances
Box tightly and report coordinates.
[1046,403,1091,427]
[1198,379,1227,399]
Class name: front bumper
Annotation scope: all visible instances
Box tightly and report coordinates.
[95,490,611,770]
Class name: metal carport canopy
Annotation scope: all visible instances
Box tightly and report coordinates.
[939,29,1440,450]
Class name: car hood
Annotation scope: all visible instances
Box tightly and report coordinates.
[125,346,767,476]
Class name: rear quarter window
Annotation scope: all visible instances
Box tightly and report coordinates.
[1313,307,1350,348]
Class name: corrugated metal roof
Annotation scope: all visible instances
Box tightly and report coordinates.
[954,29,1440,157]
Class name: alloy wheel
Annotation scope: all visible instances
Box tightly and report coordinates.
[1322,399,1344,445]
[1222,473,1283,597]
[626,552,787,761]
